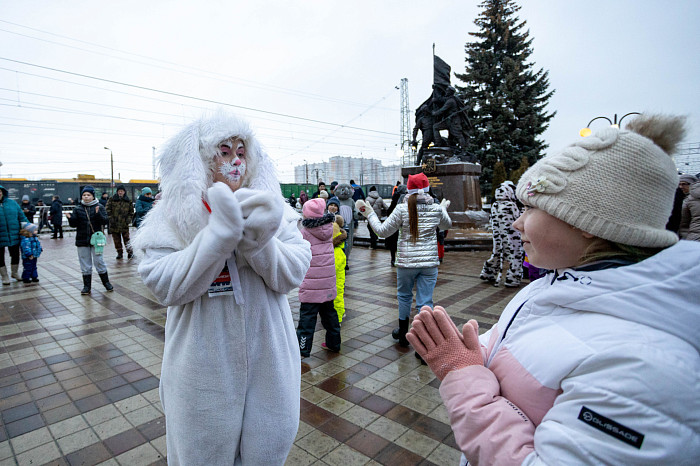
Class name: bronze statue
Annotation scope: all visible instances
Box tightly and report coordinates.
[412,54,475,165]
[432,86,470,155]
[411,101,436,166]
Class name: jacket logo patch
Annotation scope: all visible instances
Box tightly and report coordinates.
[578,406,644,449]
[555,271,592,284]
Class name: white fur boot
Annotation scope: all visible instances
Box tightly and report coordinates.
[1,266,9,285]
[11,264,20,280]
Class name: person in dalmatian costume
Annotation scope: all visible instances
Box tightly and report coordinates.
[131,110,311,465]
[480,181,524,287]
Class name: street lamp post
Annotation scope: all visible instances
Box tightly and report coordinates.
[104,147,114,194]
[580,112,640,137]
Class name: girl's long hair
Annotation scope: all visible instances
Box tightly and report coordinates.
[407,194,419,243]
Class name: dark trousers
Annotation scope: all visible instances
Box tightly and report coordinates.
[368,224,378,249]
[52,222,63,238]
[38,218,53,234]
[112,231,132,254]
[297,301,341,356]
[0,245,20,267]
[22,258,38,280]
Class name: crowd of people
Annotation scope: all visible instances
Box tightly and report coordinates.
[0,183,157,290]
[2,110,699,464]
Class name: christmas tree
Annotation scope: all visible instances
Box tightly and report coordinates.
[456,0,555,194]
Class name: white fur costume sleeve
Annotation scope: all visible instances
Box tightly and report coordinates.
[138,183,243,307]
[239,203,311,294]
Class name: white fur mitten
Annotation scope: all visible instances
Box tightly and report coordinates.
[440,198,451,210]
[207,182,244,249]
[355,199,372,218]
[234,188,283,251]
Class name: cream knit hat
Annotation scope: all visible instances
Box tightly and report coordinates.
[516,114,686,248]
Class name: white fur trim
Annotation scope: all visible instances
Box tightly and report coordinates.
[131,110,283,253]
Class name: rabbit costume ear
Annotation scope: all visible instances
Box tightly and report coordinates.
[132,110,281,251]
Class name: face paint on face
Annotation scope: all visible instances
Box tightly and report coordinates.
[218,158,246,183]
[213,138,247,191]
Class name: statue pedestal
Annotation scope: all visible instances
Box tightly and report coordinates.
[401,160,484,230]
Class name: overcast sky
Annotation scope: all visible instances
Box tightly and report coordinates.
[1,0,698,183]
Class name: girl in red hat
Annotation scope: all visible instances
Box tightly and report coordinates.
[356,172,451,357]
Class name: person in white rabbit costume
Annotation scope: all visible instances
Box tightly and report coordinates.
[131,110,311,464]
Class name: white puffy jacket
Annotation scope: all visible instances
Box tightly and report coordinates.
[366,194,451,268]
[440,240,700,465]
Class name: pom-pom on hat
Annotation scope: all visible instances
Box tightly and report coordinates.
[81,185,96,197]
[302,198,326,219]
[516,114,686,248]
[407,173,430,194]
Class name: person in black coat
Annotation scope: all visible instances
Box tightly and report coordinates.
[20,196,36,224]
[65,186,113,295]
[384,184,407,266]
[49,196,64,238]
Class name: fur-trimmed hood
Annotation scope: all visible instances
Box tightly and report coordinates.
[302,212,335,230]
[132,110,284,252]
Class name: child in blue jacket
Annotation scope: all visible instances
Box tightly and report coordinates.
[20,223,42,284]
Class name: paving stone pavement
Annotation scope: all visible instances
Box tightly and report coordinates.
[0,230,524,466]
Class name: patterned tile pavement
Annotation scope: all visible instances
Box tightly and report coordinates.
[0,227,523,465]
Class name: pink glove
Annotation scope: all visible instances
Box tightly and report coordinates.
[406,305,483,381]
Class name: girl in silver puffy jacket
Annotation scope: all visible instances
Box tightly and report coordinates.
[356,172,451,354]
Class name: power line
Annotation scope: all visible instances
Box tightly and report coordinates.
[0,91,396,144]
[0,67,399,140]
[0,57,397,136]
[281,89,398,160]
[0,20,395,110]
[0,114,394,151]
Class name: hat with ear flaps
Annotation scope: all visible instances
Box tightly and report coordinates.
[131,109,282,250]
[516,114,687,248]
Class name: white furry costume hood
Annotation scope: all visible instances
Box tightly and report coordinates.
[132,110,289,251]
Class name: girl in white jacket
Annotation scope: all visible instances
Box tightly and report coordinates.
[407,114,700,465]
[131,111,311,465]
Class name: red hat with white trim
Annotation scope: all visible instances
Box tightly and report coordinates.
[407,173,429,194]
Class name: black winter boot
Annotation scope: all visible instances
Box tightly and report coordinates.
[99,272,114,291]
[392,318,410,347]
[397,318,409,347]
[81,275,91,295]
[415,351,427,365]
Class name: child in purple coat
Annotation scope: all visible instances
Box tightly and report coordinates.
[297,198,340,357]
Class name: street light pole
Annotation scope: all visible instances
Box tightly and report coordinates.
[104,147,113,193]
[580,112,640,137]
[152,146,156,180]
